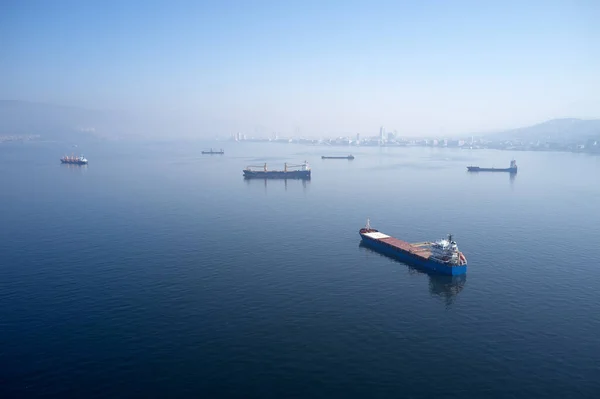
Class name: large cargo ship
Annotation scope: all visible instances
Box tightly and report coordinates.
[60,154,88,165]
[243,161,311,179]
[360,240,468,305]
[467,160,517,173]
[359,219,467,275]
[322,155,354,160]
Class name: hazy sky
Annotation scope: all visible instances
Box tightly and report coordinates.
[1,0,599,137]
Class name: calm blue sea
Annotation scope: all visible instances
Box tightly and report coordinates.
[1,139,600,398]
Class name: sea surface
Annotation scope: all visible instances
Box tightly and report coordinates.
[1,139,600,398]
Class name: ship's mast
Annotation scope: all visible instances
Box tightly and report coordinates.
[366,218,371,230]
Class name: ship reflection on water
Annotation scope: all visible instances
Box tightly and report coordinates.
[61,163,88,173]
[243,177,310,192]
[424,272,466,308]
[359,242,467,307]
[466,169,517,185]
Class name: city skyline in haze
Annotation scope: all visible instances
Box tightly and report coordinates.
[1,0,599,138]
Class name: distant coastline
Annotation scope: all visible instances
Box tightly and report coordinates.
[220,118,600,155]
[219,136,600,155]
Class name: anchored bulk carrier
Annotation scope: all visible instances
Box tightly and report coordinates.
[60,154,88,165]
[321,155,354,160]
[202,148,224,154]
[359,219,467,275]
[243,161,311,179]
[467,160,517,173]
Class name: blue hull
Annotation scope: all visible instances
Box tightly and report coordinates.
[61,160,88,165]
[360,235,467,276]
[243,170,311,179]
[467,167,517,173]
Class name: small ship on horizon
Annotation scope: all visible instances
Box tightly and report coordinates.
[322,155,354,160]
[61,154,88,165]
[467,159,517,173]
[202,148,224,154]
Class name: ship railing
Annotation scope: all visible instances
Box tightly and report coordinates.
[244,164,308,172]
[285,163,309,170]
[245,165,267,171]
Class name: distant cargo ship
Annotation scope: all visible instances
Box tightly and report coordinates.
[467,160,517,173]
[359,219,467,275]
[60,154,88,165]
[322,155,354,160]
[202,149,224,154]
[243,161,311,179]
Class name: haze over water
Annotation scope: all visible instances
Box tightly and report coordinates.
[3,1,599,137]
[1,140,600,397]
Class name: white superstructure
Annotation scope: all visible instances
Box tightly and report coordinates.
[429,234,464,265]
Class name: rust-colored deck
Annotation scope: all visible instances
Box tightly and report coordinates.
[379,237,432,260]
